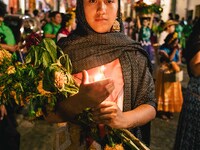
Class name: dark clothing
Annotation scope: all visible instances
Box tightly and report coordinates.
[174,18,200,149]
[0,108,20,150]
[174,77,200,150]
[183,18,200,77]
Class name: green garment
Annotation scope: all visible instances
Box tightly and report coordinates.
[43,22,61,42]
[175,24,183,40]
[0,22,16,45]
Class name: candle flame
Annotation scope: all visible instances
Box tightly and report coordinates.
[94,65,105,81]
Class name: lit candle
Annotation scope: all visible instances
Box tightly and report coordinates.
[94,66,105,81]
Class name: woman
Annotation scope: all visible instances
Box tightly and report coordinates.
[46,0,156,149]
[156,32,183,120]
[57,11,76,41]
[137,14,154,62]
[174,18,200,149]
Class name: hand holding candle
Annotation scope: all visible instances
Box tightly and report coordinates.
[77,70,115,108]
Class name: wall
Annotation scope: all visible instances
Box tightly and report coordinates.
[176,0,187,20]
[176,0,200,19]
[160,0,171,21]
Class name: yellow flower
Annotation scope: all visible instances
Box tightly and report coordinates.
[36,108,43,117]
[37,80,51,95]
[0,49,12,65]
[6,66,16,74]
[54,71,67,89]
[104,144,124,150]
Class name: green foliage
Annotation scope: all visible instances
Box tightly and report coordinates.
[0,38,79,119]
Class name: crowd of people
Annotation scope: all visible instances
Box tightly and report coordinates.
[0,0,200,149]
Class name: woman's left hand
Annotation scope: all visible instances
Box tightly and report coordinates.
[92,101,127,129]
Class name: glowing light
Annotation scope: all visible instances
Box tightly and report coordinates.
[94,66,105,81]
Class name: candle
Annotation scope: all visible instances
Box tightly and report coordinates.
[94,66,105,81]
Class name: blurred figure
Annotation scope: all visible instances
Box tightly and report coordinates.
[40,10,51,29]
[33,9,42,31]
[137,13,155,63]
[0,2,20,150]
[43,11,62,42]
[174,18,200,150]
[156,32,183,120]
[0,2,18,53]
[57,11,76,41]
[158,20,178,46]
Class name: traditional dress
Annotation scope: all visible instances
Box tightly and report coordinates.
[174,18,200,150]
[156,46,183,113]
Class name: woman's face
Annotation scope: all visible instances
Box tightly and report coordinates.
[84,0,118,33]
[167,25,175,33]
[52,13,62,25]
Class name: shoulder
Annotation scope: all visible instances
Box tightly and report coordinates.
[2,23,12,31]
[43,23,52,29]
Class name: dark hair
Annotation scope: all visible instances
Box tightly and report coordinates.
[33,9,39,17]
[49,11,60,18]
[0,1,7,17]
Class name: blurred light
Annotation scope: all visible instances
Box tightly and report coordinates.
[135,0,156,5]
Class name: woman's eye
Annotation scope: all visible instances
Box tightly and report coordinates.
[89,0,97,3]
[107,0,114,3]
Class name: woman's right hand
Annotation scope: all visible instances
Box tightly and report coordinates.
[78,70,115,108]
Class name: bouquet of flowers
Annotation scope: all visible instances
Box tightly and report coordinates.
[0,38,149,150]
[133,1,163,16]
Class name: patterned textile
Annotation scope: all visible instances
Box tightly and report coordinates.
[174,77,200,150]
[155,64,183,112]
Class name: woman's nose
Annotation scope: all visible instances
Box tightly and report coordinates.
[97,1,106,15]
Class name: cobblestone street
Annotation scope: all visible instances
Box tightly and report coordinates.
[17,64,189,150]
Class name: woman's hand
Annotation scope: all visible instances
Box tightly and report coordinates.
[92,101,127,129]
[45,70,115,123]
[0,105,7,120]
[77,70,115,108]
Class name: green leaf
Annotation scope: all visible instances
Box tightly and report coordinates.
[43,38,57,63]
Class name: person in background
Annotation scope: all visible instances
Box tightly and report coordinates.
[42,11,62,42]
[158,20,178,46]
[174,18,200,150]
[0,2,20,150]
[156,32,183,120]
[57,11,76,41]
[0,2,18,53]
[33,9,42,32]
[137,13,155,63]
[40,10,51,29]
[44,0,157,149]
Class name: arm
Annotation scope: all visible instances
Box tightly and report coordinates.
[44,70,115,123]
[0,44,18,53]
[159,48,178,62]
[190,51,200,77]
[0,105,7,120]
[43,23,56,39]
[137,16,141,30]
[44,33,56,39]
[148,13,154,29]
